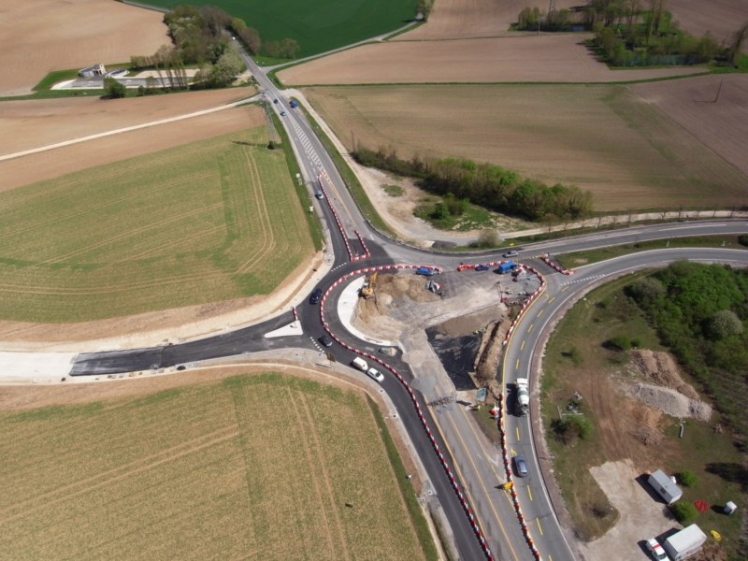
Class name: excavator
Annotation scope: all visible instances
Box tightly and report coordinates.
[360,271,378,299]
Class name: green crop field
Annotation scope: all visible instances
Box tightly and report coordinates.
[0,125,314,322]
[141,0,416,58]
[0,373,431,561]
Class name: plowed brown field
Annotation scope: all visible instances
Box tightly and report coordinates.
[305,84,748,211]
[667,0,748,45]
[0,89,257,190]
[398,0,579,40]
[0,0,169,96]
[632,74,748,178]
[279,35,704,85]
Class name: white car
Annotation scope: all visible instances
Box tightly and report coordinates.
[367,367,385,383]
[645,538,667,561]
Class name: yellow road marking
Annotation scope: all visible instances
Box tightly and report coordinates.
[516,426,521,441]
[548,296,555,304]
[528,486,533,501]
[528,323,534,333]
[516,358,520,370]
[520,340,526,351]
[561,285,570,292]
[536,518,544,536]
[435,412,522,560]
[537,308,545,317]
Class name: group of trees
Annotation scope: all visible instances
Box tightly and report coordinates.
[352,146,593,222]
[516,0,747,67]
[625,261,748,441]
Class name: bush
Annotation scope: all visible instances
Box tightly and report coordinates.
[704,310,744,340]
[606,335,631,351]
[551,415,592,445]
[103,77,126,99]
[669,501,698,525]
[678,470,698,487]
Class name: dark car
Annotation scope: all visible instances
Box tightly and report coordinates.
[319,335,333,347]
[309,288,323,305]
[513,455,529,478]
[475,264,490,271]
[273,99,279,104]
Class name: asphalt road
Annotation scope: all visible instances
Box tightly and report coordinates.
[67,44,748,561]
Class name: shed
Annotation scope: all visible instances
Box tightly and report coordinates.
[648,469,683,504]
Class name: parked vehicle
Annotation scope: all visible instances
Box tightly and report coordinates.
[496,261,516,274]
[416,266,436,276]
[475,264,489,271]
[513,455,529,477]
[645,538,668,561]
[352,357,369,372]
[515,378,530,416]
[367,367,385,383]
[663,525,707,561]
[309,288,322,305]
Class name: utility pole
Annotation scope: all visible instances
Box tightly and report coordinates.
[713,79,723,103]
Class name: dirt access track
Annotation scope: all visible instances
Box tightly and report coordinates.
[0,0,169,96]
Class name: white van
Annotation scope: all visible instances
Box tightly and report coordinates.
[351,357,368,372]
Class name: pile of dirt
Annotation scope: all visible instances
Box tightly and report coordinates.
[627,382,712,421]
[631,350,700,400]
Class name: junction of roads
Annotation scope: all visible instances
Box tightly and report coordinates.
[37,53,748,561]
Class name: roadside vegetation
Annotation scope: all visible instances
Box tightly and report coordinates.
[542,268,747,557]
[139,0,416,59]
[0,125,314,322]
[353,145,593,223]
[0,372,434,561]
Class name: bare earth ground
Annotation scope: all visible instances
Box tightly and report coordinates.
[0,92,259,191]
[666,0,748,46]
[0,89,252,158]
[279,34,704,86]
[0,0,169,96]
[631,74,748,178]
[303,84,748,211]
[398,0,580,40]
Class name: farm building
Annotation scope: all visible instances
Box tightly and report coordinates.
[648,469,683,504]
[78,63,105,78]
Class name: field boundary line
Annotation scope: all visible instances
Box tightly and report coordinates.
[0,97,258,163]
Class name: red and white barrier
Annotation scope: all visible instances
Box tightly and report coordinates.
[503,266,546,346]
[542,253,574,275]
[318,264,494,560]
[317,171,369,263]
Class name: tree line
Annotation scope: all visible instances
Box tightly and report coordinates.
[626,261,748,442]
[352,146,593,222]
[516,0,747,68]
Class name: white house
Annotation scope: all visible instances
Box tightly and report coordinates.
[648,469,683,505]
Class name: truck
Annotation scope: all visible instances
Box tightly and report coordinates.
[662,524,707,561]
[516,378,530,416]
[289,99,299,108]
[497,261,516,274]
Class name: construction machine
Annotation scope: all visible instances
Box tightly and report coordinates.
[360,272,378,299]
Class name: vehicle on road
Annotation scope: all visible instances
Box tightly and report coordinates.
[367,367,385,383]
[416,266,436,276]
[645,538,668,561]
[315,190,324,200]
[475,264,489,271]
[280,110,287,116]
[503,250,519,258]
[309,288,322,305]
[513,455,529,478]
[352,357,369,372]
[319,335,333,347]
[273,99,279,104]
[515,378,529,416]
[289,100,299,108]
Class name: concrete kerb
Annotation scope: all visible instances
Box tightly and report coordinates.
[319,263,494,560]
